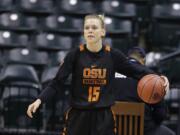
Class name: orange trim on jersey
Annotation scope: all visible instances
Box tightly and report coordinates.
[105,45,111,52]
[111,108,117,134]
[79,44,85,51]
[60,107,72,135]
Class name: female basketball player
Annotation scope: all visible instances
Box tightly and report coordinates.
[27,14,169,135]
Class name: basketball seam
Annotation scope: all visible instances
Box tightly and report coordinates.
[139,76,156,98]
[148,78,159,103]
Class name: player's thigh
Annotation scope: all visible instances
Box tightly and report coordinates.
[96,108,116,135]
[62,109,90,135]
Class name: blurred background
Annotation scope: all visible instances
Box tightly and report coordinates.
[0,0,179,134]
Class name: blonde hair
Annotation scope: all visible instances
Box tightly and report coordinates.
[84,14,105,28]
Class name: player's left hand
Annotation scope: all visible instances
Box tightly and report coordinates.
[160,75,169,94]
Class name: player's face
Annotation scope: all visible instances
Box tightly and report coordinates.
[84,18,105,44]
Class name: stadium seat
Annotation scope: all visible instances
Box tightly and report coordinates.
[147,21,180,51]
[49,51,69,66]
[159,58,180,87]
[0,64,39,84]
[164,87,180,133]
[0,0,13,12]
[152,3,180,20]
[34,33,73,51]
[104,35,134,53]
[156,0,180,4]
[41,66,59,85]
[0,30,29,49]
[121,0,153,29]
[5,48,49,77]
[165,88,180,103]
[0,13,38,32]
[41,66,72,86]
[104,16,133,35]
[57,0,97,16]
[170,0,180,2]
[42,15,83,34]
[147,4,180,51]
[102,16,134,52]
[0,64,41,129]
[99,1,136,19]
[2,87,42,129]
[6,48,48,68]
[112,101,145,135]
[0,51,3,71]
[16,0,54,14]
[43,34,82,66]
[121,0,151,3]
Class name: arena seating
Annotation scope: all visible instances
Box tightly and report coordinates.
[0,64,42,129]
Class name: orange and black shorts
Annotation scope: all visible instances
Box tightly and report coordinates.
[60,107,116,135]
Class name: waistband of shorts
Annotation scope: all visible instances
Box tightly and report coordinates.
[72,106,111,110]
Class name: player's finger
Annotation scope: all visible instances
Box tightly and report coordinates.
[33,104,38,113]
[27,105,33,118]
[160,76,170,93]
[160,76,168,86]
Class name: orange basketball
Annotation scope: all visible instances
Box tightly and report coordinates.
[137,74,166,104]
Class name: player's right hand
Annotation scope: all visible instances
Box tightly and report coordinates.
[27,99,41,118]
[160,75,170,94]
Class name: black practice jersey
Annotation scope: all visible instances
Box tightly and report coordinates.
[38,44,154,108]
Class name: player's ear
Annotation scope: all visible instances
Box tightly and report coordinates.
[101,29,106,37]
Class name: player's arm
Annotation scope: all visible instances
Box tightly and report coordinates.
[37,50,75,102]
[111,48,154,79]
[111,49,169,92]
[27,48,77,118]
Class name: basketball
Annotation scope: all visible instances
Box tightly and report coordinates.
[137,74,166,104]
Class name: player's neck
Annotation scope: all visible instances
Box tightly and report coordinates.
[86,40,102,53]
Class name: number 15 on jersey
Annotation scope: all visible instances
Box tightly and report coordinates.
[88,86,100,102]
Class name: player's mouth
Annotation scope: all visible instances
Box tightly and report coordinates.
[87,35,94,39]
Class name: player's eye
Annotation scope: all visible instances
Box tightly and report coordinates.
[84,25,98,30]
[84,26,90,30]
[92,25,98,30]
